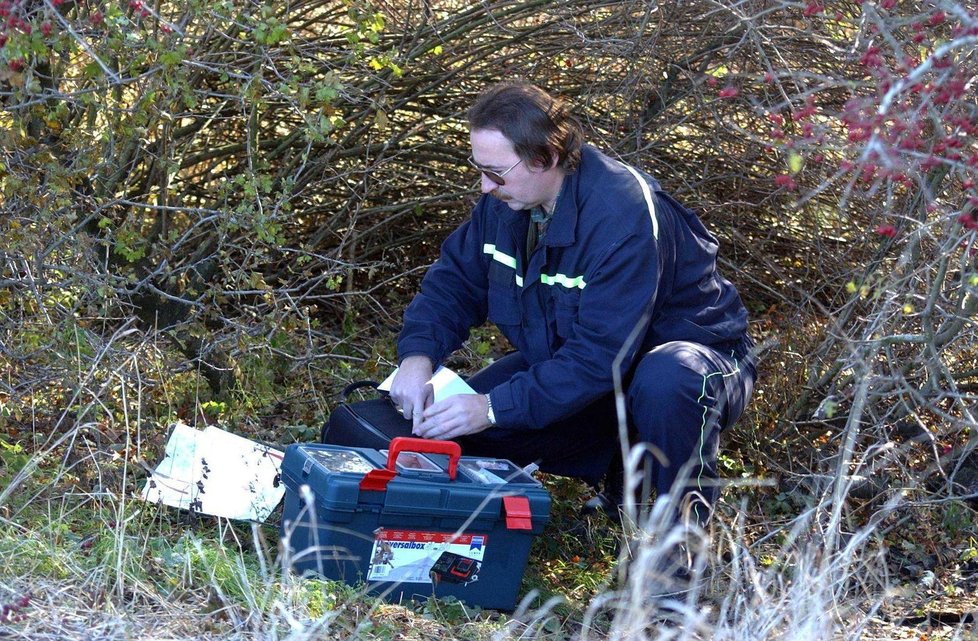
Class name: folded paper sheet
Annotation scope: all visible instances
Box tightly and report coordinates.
[377,366,477,402]
[141,422,285,521]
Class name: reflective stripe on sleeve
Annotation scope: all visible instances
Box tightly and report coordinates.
[620,163,659,240]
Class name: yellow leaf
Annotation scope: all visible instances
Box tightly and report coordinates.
[788,152,803,174]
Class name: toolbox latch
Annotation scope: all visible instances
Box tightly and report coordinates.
[503,496,533,530]
[359,468,397,492]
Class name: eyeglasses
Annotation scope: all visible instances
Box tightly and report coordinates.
[467,155,523,186]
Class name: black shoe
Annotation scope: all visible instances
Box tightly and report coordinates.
[581,477,624,523]
[580,458,626,522]
[581,491,620,518]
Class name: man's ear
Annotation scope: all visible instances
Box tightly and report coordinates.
[531,153,559,171]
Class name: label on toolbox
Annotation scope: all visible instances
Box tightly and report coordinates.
[367,529,488,585]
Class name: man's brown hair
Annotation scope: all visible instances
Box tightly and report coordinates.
[467,81,583,173]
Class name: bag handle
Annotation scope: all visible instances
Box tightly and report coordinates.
[339,380,381,398]
[359,437,462,492]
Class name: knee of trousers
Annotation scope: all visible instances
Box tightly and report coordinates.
[625,343,720,444]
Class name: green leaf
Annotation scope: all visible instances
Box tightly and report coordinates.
[268,23,288,44]
[316,84,338,103]
[160,50,183,66]
[83,61,102,78]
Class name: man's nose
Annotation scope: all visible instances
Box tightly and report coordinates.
[480,174,497,193]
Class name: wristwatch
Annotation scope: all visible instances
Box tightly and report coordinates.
[485,394,496,426]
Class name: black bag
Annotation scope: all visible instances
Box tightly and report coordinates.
[319,380,414,449]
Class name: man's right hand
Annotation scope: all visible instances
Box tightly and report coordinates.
[388,355,434,429]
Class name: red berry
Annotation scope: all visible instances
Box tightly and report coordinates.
[875,224,897,238]
[718,86,739,99]
[774,174,798,190]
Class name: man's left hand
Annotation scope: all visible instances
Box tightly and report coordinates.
[413,394,491,440]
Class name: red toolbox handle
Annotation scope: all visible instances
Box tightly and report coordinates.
[360,437,462,492]
[387,437,461,480]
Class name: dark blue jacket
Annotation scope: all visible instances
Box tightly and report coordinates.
[398,145,749,429]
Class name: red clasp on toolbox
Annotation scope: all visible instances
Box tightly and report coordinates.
[503,495,533,530]
[359,437,462,492]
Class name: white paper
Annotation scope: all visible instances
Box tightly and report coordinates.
[377,365,477,403]
[140,422,285,522]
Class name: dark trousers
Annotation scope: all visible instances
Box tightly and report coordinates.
[460,338,756,509]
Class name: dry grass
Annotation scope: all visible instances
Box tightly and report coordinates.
[2,437,976,641]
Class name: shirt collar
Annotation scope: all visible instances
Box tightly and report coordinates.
[537,168,577,247]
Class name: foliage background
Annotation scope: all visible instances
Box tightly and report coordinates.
[2,0,978,638]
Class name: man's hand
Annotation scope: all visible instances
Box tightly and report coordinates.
[388,355,434,429]
[413,394,491,440]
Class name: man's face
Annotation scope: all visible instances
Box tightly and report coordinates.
[469,128,556,212]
